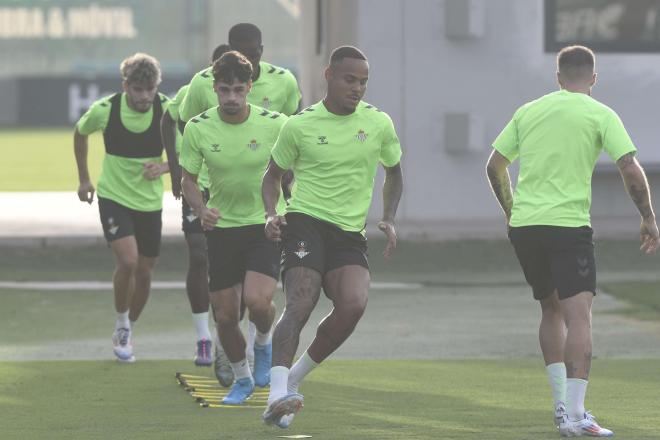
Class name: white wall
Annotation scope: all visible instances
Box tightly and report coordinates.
[300,0,660,238]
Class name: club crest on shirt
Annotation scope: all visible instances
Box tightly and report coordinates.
[261,97,271,109]
[210,144,221,152]
[247,139,260,151]
[294,240,310,259]
[355,129,368,142]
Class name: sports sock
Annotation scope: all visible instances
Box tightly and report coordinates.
[115,311,129,330]
[255,326,272,346]
[192,312,212,341]
[288,351,318,393]
[129,320,136,330]
[566,378,588,421]
[546,362,567,407]
[230,359,252,381]
[269,366,289,404]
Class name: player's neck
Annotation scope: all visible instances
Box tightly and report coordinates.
[323,97,355,116]
[560,84,591,96]
[218,104,251,124]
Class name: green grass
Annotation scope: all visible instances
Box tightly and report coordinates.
[0,238,658,284]
[601,281,660,321]
[0,359,658,439]
[0,129,170,191]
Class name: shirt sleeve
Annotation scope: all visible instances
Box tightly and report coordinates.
[602,110,636,162]
[281,71,302,116]
[379,114,402,167]
[75,97,111,135]
[492,109,520,162]
[271,118,298,169]
[179,124,203,175]
[179,74,209,122]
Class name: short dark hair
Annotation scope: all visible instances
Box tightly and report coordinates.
[557,45,595,81]
[330,46,367,65]
[228,23,262,45]
[211,44,231,63]
[212,50,253,84]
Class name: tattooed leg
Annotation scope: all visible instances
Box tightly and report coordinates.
[271,267,322,367]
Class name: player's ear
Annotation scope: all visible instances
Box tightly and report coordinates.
[246,80,253,93]
[121,80,129,93]
[324,66,332,82]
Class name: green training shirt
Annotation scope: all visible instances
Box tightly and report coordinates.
[271,100,402,232]
[179,105,287,228]
[168,84,209,189]
[493,89,636,228]
[76,93,170,212]
[178,60,301,122]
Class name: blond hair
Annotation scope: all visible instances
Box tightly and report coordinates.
[120,52,162,86]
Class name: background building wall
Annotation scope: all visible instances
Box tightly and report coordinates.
[299,0,660,238]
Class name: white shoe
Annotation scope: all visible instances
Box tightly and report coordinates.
[112,327,135,363]
[560,411,614,437]
[213,333,234,387]
[555,402,567,428]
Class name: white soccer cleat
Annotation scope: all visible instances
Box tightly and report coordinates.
[213,333,234,387]
[555,402,567,429]
[262,393,304,427]
[112,327,135,363]
[560,412,614,437]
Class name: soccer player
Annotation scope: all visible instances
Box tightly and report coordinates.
[74,53,170,363]
[161,44,231,367]
[486,45,659,437]
[180,51,287,404]
[179,22,302,386]
[261,46,403,427]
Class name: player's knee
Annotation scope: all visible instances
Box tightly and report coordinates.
[115,255,138,273]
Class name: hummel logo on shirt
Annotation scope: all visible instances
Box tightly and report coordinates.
[317,136,328,145]
[210,144,221,152]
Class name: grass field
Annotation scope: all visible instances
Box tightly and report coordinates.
[2,359,659,440]
[0,129,171,191]
[2,228,660,437]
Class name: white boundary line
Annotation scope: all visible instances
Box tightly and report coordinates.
[0,280,422,291]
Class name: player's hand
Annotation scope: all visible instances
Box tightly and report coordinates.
[77,180,95,204]
[265,214,287,242]
[640,216,659,255]
[378,220,397,260]
[143,162,166,180]
[170,166,182,200]
[201,207,220,231]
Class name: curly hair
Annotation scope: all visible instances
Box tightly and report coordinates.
[120,53,162,86]
[212,50,253,84]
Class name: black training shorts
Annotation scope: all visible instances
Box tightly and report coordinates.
[182,188,210,235]
[206,224,281,291]
[281,212,369,277]
[97,197,162,257]
[508,225,596,300]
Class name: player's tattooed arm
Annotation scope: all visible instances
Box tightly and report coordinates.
[486,150,513,221]
[617,152,655,220]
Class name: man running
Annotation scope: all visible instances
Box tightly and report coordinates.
[161,44,231,367]
[261,46,404,428]
[180,51,287,404]
[178,23,301,386]
[486,45,659,437]
[74,53,170,363]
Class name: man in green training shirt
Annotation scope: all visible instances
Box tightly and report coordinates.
[180,51,287,405]
[261,46,404,428]
[74,53,170,363]
[161,44,230,368]
[486,45,659,437]
[178,23,301,386]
